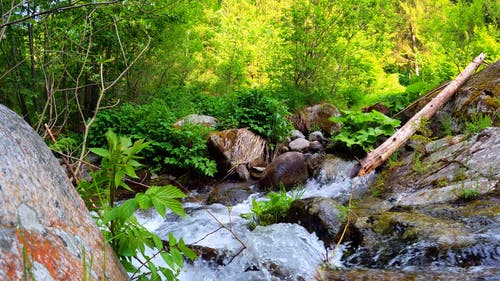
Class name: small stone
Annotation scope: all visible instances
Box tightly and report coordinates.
[289,138,310,152]
[308,131,325,142]
[291,130,306,140]
[309,141,323,152]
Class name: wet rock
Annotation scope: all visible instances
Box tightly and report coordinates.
[381,127,499,202]
[289,138,310,152]
[258,152,308,191]
[291,103,341,135]
[309,141,324,152]
[207,181,253,206]
[316,267,500,281]
[174,114,219,128]
[311,155,357,183]
[287,197,346,246]
[0,105,128,280]
[348,207,500,269]
[207,128,269,180]
[186,245,226,266]
[357,211,476,247]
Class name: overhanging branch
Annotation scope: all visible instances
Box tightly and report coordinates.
[0,0,121,28]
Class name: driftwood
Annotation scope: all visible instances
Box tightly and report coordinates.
[355,53,486,177]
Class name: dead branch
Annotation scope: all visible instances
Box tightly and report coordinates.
[355,53,486,177]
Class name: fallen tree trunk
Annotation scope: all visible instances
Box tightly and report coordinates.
[355,53,486,177]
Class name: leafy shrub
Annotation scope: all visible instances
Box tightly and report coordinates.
[216,89,293,143]
[89,100,217,176]
[241,187,303,229]
[330,110,400,152]
[48,133,82,157]
[79,130,196,280]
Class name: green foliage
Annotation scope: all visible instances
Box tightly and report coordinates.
[241,187,303,230]
[465,113,492,134]
[89,100,217,176]
[460,187,480,201]
[337,203,357,223]
[330,110,400,152]
[79,130,196,280]
[216,89,293,143]
[48,134,82,157]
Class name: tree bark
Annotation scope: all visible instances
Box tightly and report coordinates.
[355,53,486,177]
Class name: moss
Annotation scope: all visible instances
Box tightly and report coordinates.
[432,177,450,188]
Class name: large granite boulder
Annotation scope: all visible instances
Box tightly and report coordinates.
[0,104,128,280]
[207,128,269,180]
[432,60,499,136]
[380,127,499,204]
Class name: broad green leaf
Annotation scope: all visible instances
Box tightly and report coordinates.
[178,238,197,261]
[124,164,138,178]
[135,193,152,210]
[89,148,110,158]
[159,267,175,281]
[148,261,159,280]
[120,259,137,273]
[104,199,138,223]
[150,185,186,199]
[160,251,176,270]
[162,199,186,217]
[171,248,184,268]
[168,233,177,247]
[152,198,167,218]
[152,234,163,250]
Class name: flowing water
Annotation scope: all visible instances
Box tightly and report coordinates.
[135,166,500,280]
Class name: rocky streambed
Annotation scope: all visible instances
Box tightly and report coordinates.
[135,62,499,280]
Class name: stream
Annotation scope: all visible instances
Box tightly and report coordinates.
[134,168,500,281]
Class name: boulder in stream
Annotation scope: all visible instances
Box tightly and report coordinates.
[207,181,253,206]
[287,196,354,247]
[258,151,308,191]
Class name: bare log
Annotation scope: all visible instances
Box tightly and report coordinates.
[356,53,486,177]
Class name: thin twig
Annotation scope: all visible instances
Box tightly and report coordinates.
[45,124,80,185]
[0,1,121,28]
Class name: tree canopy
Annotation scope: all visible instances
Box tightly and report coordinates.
[0,0,498,132]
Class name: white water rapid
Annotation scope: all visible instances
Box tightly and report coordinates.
[134,160,374,280]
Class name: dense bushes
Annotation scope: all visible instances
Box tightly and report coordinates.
[88,88,293,175]
[215,89,293,143]
[89,100,217,176]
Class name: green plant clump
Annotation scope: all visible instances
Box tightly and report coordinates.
[465,113,492,134]
[78,130,196,280]
[330,110,400,152]
[216,89,293,143]
[89,100,217,176]
[241,188,303,230]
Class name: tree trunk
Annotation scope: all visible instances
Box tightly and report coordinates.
[355,53,486,177]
